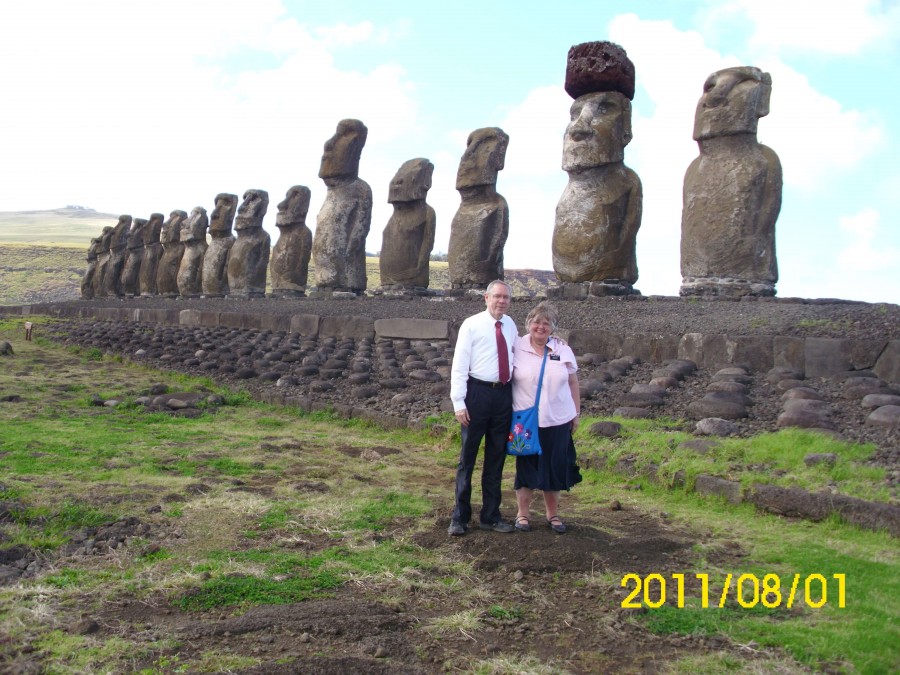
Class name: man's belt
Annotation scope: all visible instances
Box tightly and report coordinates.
[468,377,510,388]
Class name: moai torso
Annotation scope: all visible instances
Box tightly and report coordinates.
[156,211,187,297]
[227,190,270,298]
[380,158,436,289]
[202,194,237,297]
[552,43,642,289]
[139,213,164,296]
[680,67,782,297]
[120,218,147,297]
[103,215,132,297]
[447,128,509,288]
[81,237,101,299]
[93,227,114,298]
[177,207,208,297]
[271,186,313,297]
[312,119,372,294]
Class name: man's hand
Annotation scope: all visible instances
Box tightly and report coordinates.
[455,408,470,427]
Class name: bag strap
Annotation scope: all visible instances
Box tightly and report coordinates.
[533,346,549,411]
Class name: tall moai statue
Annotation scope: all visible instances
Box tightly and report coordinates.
[447,128,509,290]
[680,67,782,298]
[103,214,132,297]
[177,206,209,298]
[139,213,164,296]
[270,186,313,298]
[120,217,147,297]
[81,236,102,299]
[156,210,187,298]
[202,193,237,297]
[312,119,372,295]
[379,158,436,292]
[227,189,270,299]
[93,226,115,298]
[552,41,642,298]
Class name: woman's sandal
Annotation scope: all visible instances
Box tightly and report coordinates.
[514,515,531,532]
[547,515,566,534]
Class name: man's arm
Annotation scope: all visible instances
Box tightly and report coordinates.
[450,321,474,421]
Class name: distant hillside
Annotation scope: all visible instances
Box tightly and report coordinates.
[0,208,558,305]
[0,206,121,246]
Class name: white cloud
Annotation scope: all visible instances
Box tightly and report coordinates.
[837,209,900,273]
[702,0,900,56]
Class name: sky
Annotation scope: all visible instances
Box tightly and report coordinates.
[2,0,898,303]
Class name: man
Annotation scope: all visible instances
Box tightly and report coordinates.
[448,280,517,535]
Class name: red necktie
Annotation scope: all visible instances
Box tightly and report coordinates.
[495,320,510,384]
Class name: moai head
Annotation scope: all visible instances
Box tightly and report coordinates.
[455,127,509,190]
[87,237,101,261]
[276,186,311,227]
[693,67,772,141]
[209,193,238,235]
[144,213,164,246]
[160,210,186,244]
[110,214,132,249]
[181,206,208,242]
[319,119,368,180]
[562,91,633,171]
[234,189,269,231]
[388,158,434,203]
[99,226,114,252]
[128,218,148,249]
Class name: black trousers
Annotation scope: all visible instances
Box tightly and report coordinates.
[452,380,512,525]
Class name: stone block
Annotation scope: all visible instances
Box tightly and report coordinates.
[621,333,678,363]
[694,474,742,504]
[679,333,728,369]
[805,338,888,378]
[374,318,449,341]
[726,335,773,372]
[773,336,806,374]
[320,315,375,340]
[179,309,203,327]
[567,329,623,360]
[260,314,291,333]
[874,340,900,384]
[290,314,320,336]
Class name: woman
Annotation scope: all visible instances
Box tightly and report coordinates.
[511,301,581,533]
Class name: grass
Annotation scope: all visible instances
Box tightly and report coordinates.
[0,319,897,673]
[574,417,889,502]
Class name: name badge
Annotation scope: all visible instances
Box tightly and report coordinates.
[549,354,561,361]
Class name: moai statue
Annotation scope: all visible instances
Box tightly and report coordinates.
[680,67,782,297]
[227,189,270,299]
[93,226,115,298]
[202,193,238,297]
[103,214,132,297]
[379,158,436,291]
[552,41,642,298]
[139,213,164,296]
[81,236,102,299]
[312,119,372,295]
[120,217,147,297]
[176,206,209,298]
[270,186,313,297]
[156,210,187,298]
[447,128,509,290]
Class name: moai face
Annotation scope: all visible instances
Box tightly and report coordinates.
[182,207,208,242]
[209,193,238,234]
[129,218,148,249]
[562,91,632,172]
[693,67,771,141]
[99,226,114,252]
[276,186,311,227]
[318,119,368,180]
[144,213,164,245]
[87,237,101,261]
[160,211,185,244]
[388,158,434,203]
[234,189,269,231]
[455,127,509,190]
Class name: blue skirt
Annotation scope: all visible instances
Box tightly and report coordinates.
[514,422,582,492]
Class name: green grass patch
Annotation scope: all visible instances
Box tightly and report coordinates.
[343,491,433,532]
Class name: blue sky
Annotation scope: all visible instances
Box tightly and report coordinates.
[2,0,898,302]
